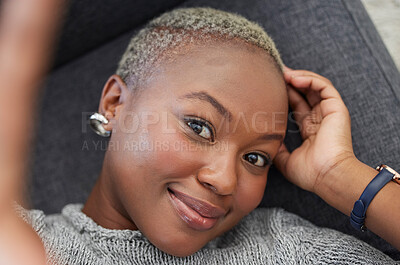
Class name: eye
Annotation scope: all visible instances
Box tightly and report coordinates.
[243,153,271,167]
[184,117,215,142]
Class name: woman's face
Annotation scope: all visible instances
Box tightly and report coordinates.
[100,43,287,256]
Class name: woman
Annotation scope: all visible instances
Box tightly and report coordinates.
[1,3,399,265]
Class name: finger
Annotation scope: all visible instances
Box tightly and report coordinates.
[284,72,333,102]
[283,65,293,72]
[288,75,348,123]
[288,75,342,101]
[306,89,322,108]
[288,86,323,139]
[284,69,346,116]
[284,71,324,107]
[287,85,311,125]
[284,69,332,85]
[302,105,322,137]
[284,74,330,96]
[273,143,290,177]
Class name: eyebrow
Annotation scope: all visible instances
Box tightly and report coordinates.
[179,91,233,121]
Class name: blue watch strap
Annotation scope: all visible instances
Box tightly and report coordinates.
[350,168,394,231]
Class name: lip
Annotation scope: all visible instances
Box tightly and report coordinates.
[167,187,226,231]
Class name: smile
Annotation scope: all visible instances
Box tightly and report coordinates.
[167,187,226,231]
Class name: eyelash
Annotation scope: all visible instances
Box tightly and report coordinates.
[184,116,215,142]
[243,153,272,168]
[183,116,272,168]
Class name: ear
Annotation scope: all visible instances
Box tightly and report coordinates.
[98,74,129,131]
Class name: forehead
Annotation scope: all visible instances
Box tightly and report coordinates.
[136,43,288,132]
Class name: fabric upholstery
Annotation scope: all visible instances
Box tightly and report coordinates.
[52,0,186,68]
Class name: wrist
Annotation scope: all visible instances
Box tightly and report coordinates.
[312,154,358,194]
[314,156,377,216]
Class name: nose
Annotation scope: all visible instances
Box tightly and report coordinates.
[196,154,238,196]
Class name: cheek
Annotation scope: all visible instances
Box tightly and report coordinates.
[147,128,206,179]
[111,118,205,192]
[234,172,268,215]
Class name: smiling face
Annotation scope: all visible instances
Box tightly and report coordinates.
[83,41,288,257]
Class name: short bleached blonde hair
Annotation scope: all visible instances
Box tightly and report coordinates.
[116,7,283,92]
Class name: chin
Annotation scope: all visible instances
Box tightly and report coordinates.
[146,230,211,257]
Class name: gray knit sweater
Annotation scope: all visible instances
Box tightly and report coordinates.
[19,204,396,265]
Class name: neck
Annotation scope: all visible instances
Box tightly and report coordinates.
[82,172,137,230]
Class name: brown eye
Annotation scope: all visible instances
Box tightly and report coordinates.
[184,117,215,142]
[243,153,270,167]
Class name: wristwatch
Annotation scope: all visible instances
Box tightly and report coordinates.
[350,164,400,231]
[377,164,400,184]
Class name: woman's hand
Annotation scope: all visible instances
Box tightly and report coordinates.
[274,66,357,193]
[274,67,400,250]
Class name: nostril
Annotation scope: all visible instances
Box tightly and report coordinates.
[203,183,217,192]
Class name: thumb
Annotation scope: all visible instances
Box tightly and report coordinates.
[273,143,290,177]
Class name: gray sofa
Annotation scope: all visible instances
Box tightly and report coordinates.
[29,0,400,259]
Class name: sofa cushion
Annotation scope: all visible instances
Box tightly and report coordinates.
[52,0,186,68]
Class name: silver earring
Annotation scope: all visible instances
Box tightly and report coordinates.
[89,112,111,137]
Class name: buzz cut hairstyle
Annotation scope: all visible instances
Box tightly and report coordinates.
[116,7,284,92]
